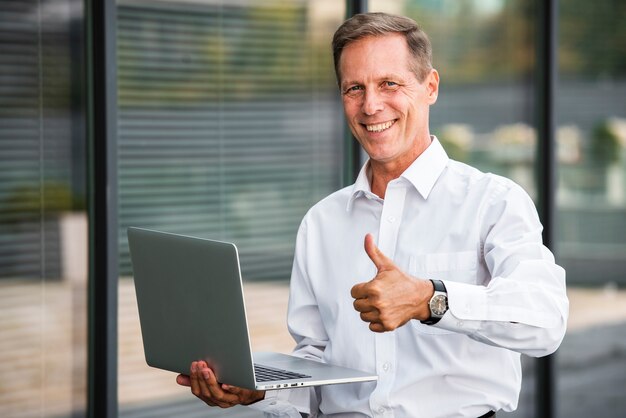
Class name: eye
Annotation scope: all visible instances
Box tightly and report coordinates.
[344,85,363,95]
[383,81,398,88]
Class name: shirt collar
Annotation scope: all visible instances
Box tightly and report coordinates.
[347,136,449,211]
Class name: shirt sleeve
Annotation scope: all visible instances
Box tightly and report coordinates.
[436,183,569,357]
[287,219,330,363]
[247,389,311,417]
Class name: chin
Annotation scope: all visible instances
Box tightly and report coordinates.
[367,152,397,164]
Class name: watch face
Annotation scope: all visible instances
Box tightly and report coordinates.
[430,294,448,316]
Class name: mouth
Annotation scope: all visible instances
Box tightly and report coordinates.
[363,119,397,133]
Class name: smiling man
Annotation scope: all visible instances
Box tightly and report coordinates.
[178,12,569,417]
[339,32,438,198]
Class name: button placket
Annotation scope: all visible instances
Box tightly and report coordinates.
[377,184,406,258]
[369,183,405,418]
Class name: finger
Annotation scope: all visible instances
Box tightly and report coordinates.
[364,234,394,272]
[222,383,239,394]
[200,366,239,406]
[222,383,248,397]
[360,310,379,323]
[353,297,375,313]
[351,282,368,299]
[190,362,202,397]
[197,363,219,398]
[197,366,224,406]
[190,363,221,407]
[176,374,191,387]
[369,322,386,333]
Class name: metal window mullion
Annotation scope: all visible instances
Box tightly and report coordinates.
[86,0,118,417]
[535,0,558,417]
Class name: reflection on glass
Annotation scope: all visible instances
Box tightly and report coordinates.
[116,0,345,414]
[555,0,626,417]
[0,0,87,417]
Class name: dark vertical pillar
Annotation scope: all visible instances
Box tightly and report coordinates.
[342,0,368,186]
[346,0,368,17]
[535,0,558,417]
[86,0,118,416]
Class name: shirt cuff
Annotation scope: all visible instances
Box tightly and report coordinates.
[436,280,487,334]
[247,390,302,417]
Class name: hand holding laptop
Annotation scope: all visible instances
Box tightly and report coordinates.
[176,360,265,408]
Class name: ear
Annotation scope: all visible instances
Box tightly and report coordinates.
[425,69,439,105]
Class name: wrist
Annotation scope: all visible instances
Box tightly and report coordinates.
[413,279,434,321]
[243,390,266,405]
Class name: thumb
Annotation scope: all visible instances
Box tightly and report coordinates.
[364,234,395,272]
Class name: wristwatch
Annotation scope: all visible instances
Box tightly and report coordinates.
[421,279,448,325]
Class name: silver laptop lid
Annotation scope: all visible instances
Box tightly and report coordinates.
[127,227,257,389]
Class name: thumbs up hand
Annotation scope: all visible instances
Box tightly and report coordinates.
[351,234,433,332]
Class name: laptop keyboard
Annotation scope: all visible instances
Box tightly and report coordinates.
[254,363,311,382]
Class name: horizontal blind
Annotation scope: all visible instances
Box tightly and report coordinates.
[0,0,43,279]
[0,0,78,280]
[0,2,88,417]
[118,0,344,281]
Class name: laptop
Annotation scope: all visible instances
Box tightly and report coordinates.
[127,227,378,391]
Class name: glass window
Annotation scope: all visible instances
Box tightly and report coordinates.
[116,1,345,414]
[0,0,88,416]
[556,1,626,417]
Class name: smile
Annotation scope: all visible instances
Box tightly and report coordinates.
[365,120,396,133]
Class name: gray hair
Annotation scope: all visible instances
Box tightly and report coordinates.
[332,12,433,84]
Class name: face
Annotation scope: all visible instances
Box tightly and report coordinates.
[339,34,439,169]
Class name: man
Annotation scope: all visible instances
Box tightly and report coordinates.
[177,12,569,417]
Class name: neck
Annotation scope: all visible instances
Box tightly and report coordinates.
[369,136,432,199]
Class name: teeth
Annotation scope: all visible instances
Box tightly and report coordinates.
[366,120,395,132]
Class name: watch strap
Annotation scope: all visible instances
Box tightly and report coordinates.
[431,279,446,294]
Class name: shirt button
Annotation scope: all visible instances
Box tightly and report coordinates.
[457,320,464,327]
[378,407,386,414]
[387,216,396,223]
[382,362,391,372]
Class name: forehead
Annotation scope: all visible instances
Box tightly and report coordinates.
[339,34,414,83]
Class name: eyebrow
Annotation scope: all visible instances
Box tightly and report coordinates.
[341,73,406,89]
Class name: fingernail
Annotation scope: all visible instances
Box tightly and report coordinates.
[191,363,196,372]
[202,369,210,379]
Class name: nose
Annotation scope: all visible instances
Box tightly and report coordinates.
[361,89,384,116]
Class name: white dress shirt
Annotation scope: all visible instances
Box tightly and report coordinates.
[251,137,568,417]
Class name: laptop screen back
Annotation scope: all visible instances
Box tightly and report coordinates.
[127,227,256,389]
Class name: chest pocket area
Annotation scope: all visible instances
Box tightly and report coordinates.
[409,251,477,284]
[409,251,477,335]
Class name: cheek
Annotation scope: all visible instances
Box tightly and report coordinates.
[342,97,360,116]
